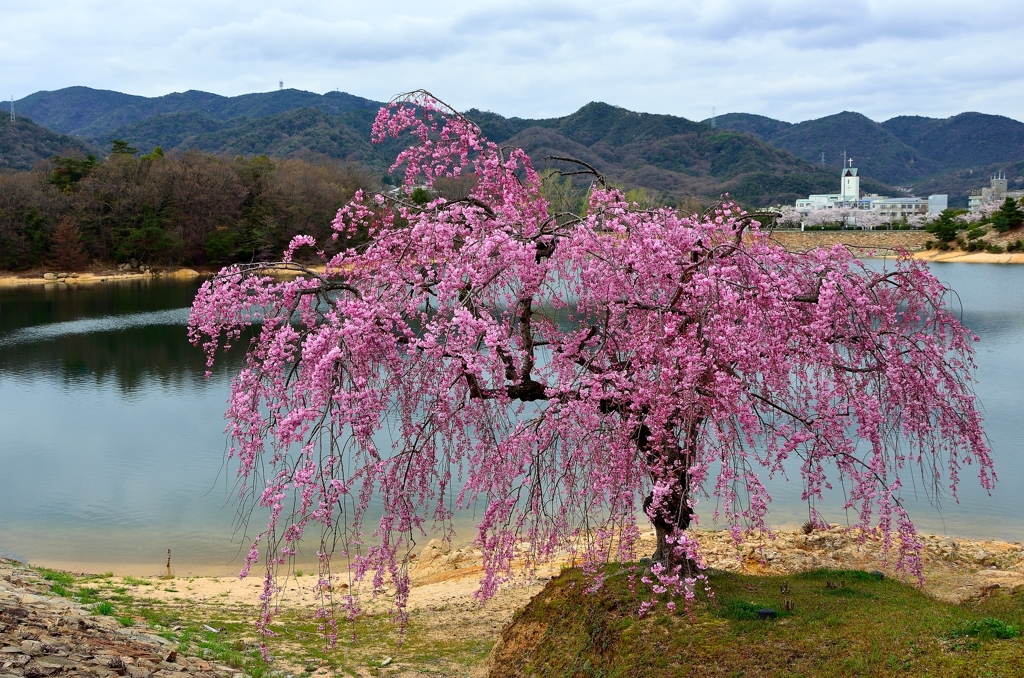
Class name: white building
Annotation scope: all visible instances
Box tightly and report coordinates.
[969,172,1024,210]
[794,160,947,227]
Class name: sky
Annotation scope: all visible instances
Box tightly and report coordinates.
[3,0,1023,124]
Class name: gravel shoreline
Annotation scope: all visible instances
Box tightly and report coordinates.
[0,560,247,678]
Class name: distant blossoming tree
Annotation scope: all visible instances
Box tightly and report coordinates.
[189,92,992,636]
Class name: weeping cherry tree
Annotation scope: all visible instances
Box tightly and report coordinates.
[188,92,992,638]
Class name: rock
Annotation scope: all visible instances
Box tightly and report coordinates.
[158,661,186,672]
[18,642,41,657]
[126,666,152,678]
[33,658,77,672]
[23,661,57,677]
[56,273,68,279]
[42,273,57,281]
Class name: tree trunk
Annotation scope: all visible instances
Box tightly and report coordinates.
[641,420,700,571]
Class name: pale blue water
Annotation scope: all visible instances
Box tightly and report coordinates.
[0,265,1022,574]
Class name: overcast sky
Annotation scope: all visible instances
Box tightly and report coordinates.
[3,0,1023,123]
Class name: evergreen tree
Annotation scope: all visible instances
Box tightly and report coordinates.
[49,217,89,271]
[991,197,1024,232]
[925,208,962,242]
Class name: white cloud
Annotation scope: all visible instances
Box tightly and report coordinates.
[2,0,1023,123]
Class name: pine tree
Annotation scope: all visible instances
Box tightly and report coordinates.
[49,217,89,271]
[992,197,1024,232]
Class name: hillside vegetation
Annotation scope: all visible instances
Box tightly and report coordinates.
[472,102,872,207]
[0,148,374,270]
[0,116,99,171]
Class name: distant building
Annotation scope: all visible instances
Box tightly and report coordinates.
[794,159,946,227]
[969,172,1024,210]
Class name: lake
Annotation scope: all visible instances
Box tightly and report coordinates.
[1,263,1022,574]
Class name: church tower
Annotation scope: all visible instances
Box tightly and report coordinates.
[841,159,859,202]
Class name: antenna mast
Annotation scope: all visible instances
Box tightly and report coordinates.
[9,96,13,123]
[710,106,716,128]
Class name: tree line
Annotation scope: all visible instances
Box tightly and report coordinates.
[0,142,376,271]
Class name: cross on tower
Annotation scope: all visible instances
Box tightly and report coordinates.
[848,158,854,168]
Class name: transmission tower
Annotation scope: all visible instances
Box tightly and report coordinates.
[279,80,283,90]
[9,96,14,123]
[710,106,716,128]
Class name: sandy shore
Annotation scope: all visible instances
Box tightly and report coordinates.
[0,264,337,288]
[48,528,1024,614]
[0,269,203,287]
[913,250,1024,263]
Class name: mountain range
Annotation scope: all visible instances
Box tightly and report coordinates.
[706,111,1024,201]
[5,86,1024,207]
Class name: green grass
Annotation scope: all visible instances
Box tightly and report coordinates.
[952,617,1019,640]
[122,575,150,586]
[490,566,1024,677]
[49,583,73,598]
[39,568,75,587]
[260,609,495,676]
[93,601,115,616]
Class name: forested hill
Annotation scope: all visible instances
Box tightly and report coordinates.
[0,115,100,171]
[466,103,887,207]
[98,101,857,207]
[14,87,382,138]
[707,110,1024,204]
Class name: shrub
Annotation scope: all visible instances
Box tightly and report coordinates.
[952,617,1019,640]
[987,244,1005,254]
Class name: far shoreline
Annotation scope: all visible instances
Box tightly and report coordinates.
[2,234,1024,290]
[0,267,205,288]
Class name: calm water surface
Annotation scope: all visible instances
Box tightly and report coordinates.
[0,264,1022,573]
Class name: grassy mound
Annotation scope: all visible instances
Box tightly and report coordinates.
[490,566,1024,677]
